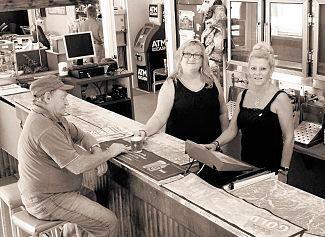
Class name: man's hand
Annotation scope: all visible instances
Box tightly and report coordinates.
[91,145,102,154]
[106,143,129,157]
[96,162,108,176]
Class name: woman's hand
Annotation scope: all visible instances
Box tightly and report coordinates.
[203,143,217,151]
[277,170,288,183]
[133,130,147,140]
[106,143,129,157]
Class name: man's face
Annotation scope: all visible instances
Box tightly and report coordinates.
[48,89,68,117]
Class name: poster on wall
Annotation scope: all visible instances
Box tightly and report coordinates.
[47,7,66,15]
[179,30,195,46]
[179,10,194,30]
[178,10,195,46]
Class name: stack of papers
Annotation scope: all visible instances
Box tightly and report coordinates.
[163,174,303,237]
[0,84,28,96]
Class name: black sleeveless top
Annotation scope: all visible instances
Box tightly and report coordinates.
[166,78,222,144]
[237,89,286,171]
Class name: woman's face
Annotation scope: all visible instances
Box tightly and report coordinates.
[248,57,272,87]
[180,45,203,73]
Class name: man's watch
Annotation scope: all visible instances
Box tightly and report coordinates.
[90,143,101,153]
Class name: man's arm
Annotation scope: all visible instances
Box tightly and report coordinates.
[65,143,128,175]
[68,122,100,151]
[39,124,128,175]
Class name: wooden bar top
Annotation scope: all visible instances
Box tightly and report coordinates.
[2,91,325,236]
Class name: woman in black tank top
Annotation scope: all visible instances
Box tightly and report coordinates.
[205,42,294,183]
[135,39,228,145]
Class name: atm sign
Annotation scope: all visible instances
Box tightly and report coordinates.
[138,68,148,81]
[149,4,158,18]
[152,40,166,52]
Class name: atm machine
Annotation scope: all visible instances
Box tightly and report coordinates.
[134,3,166,92]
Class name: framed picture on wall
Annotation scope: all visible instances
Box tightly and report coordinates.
[47,7,66,15]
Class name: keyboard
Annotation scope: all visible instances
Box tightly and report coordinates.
[70,63,98,70]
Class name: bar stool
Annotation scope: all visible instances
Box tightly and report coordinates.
[12,209,65,237]
[12,210,81,237]
[0,181,23,237]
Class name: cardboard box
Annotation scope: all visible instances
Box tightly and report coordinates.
[51,36,66,54]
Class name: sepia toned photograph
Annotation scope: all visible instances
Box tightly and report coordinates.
[0,0,324,236]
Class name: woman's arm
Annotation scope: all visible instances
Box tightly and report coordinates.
[142,79,175,137]
[274,93,294,169]
[214,77,229,132]
[205,92,242,150]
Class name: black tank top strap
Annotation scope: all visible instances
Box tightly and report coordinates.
[239,89,248,108]
[264,90,286,111]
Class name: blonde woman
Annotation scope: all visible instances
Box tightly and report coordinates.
[206,42,294,183]
[137,39,228,144]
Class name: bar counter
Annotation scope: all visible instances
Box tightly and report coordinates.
[1,91,325,237]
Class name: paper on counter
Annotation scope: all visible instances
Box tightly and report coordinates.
[65,115,132,142]
[0,84,28,96]
[163,173,303,237]
[145,133,192,166]
[231,177,325,236]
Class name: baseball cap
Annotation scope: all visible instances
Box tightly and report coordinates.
[30,75,74,97]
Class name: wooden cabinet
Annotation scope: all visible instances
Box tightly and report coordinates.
[62,71,135,119]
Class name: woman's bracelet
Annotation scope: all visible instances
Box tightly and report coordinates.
[139,129,147,137]
[212,140,221,151]
[278,166,289,175]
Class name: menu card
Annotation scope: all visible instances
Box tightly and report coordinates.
[101,140,185,181]
[163,173,303,237]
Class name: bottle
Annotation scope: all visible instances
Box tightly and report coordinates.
[163,59,168,75]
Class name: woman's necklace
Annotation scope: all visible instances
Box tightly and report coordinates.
[254,97,262,107]
[252,92,264,107]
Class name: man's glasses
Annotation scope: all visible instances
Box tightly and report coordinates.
[183,52,202,59]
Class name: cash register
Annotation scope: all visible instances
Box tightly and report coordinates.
[185,140,272,190]
[63,31,105,79]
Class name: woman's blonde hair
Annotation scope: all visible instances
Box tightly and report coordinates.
[169,39,215,87]
[248,42,275,70]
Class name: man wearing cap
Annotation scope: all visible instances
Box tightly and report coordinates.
[17,75,127,237]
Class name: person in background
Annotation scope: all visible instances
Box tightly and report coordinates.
[136,39,228,145]
[18,75,129,237]
[79,5,105,63]
[205,42,294,183]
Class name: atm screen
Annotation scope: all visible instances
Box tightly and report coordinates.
[142,27,150,35]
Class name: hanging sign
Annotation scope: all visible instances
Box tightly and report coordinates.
[149,4,159,18]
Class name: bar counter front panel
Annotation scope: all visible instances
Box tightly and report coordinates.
[1,91,325,237]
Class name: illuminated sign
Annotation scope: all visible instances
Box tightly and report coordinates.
[149,4,158,18]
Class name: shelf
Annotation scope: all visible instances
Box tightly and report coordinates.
[87,97,132,119]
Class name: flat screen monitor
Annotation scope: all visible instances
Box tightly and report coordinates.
[63,31,95,62]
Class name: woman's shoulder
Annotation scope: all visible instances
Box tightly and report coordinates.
[159,77,176,95]
[164,77,176,86]
[274,90,290,103]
